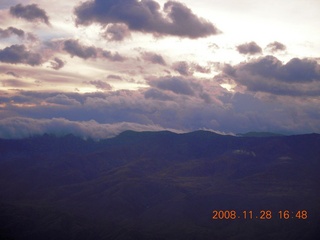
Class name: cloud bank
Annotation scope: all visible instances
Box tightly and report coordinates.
[0,117,182,139]
[74,0,220,38]
[221,56,320,96]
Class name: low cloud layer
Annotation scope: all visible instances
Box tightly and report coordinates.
[74,0,220,38]
[0,117,180,139]
[1,85,319,137]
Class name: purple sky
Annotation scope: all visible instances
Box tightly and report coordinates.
[0,0,320,138]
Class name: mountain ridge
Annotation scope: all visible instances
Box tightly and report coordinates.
[3,129,318,141]
[0,130,319,239]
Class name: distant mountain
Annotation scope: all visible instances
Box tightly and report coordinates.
[237,131,286,137]
[0,131,319,240]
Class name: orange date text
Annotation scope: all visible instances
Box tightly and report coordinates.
[212,210,308,220]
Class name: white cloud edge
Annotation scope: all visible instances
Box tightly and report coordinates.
[0,117,234,139]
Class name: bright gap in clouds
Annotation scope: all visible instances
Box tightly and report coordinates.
[220,83,235,92]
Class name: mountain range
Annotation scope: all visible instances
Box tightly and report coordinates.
[0,131,319,239]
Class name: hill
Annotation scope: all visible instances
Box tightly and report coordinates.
[0,131,319,239]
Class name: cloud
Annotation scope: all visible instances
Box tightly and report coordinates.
[1,79,31,88]
[63,39,97,59]
[208,43,219,51]
[88,80,113,90]
[10,3,50,25]
[141,52,166,65]
[192,63,211,74]
[74,0,220,38]
[221,55,320,96]
[107,75,123,80]
[144,88,174,101]
[62,39,125,61]
[1,87,320,136]
[280,58,320,82]
[0,44,42,66]
[50,57,65,70]
[0,27,24,38]
[103,23,131,41]
[26,32,39,42]
[236,41,262,55]
[0,117,181,139]
[172,61,211,76]
[150,76,195,95]
[102,50,125,62]
[266,41,286,52]
[6,71,20,78]
[44,94,82,106]
[172,61,191,76]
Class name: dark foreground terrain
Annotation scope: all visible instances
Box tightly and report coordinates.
[0,131,319,239]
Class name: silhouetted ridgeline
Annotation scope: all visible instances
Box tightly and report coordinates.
[0,131,319,239]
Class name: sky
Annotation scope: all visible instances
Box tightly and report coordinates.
[0,0,320,139]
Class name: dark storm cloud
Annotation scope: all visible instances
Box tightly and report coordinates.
[63,39,97,59]
[266,41,286,52]
[50,57,65,70]
[88,80,113,90]
[0,27,24,38]
[103,23,131,41]
[141,52,166,65]
[74,0,220,38]
[10,3,50,25]
[221,56,320,96]
[236,41,262,55]
[0,44,42,66]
